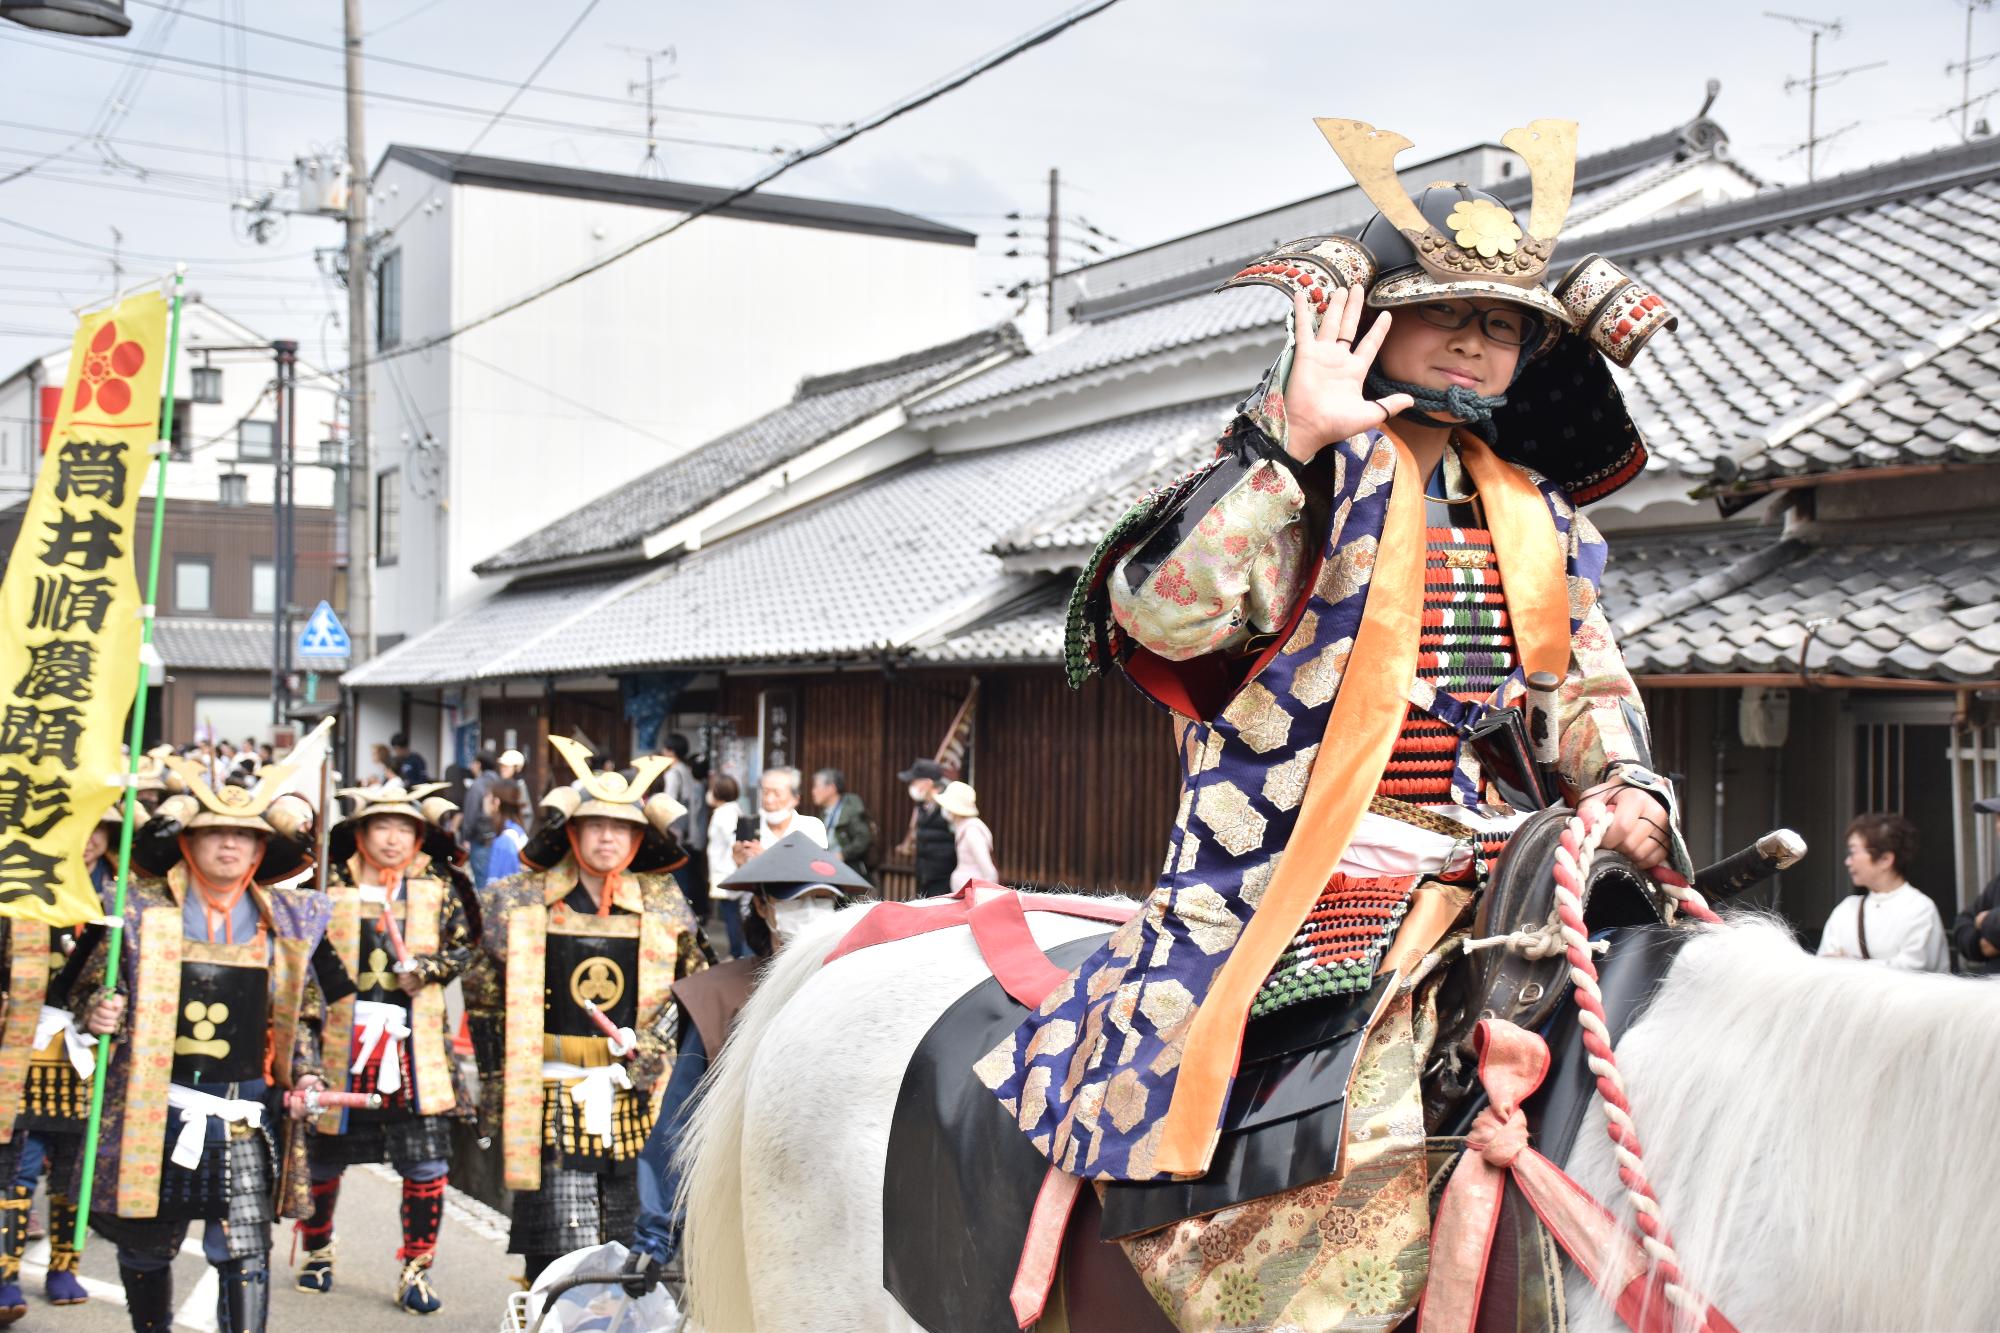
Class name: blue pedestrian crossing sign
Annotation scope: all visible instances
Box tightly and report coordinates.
[297,600,351,659]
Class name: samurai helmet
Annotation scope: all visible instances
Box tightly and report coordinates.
[338,779,452,827]
[547,735,683,831]
[1220,117,1680,503]
[158,756,300,835]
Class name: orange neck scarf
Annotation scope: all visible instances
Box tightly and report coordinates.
[358,845,418,895]
[177,835,261,944]
[566,824,640,916]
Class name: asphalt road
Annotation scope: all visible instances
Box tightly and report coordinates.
[17,1161,523,1332]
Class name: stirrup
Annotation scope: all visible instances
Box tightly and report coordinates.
[396,1253,442,1316]
[296,1244,336,1294]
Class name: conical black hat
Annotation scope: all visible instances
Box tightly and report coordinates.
[718,829,873,898]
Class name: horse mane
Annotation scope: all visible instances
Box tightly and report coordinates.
[676,888,1134,1329]
[1561,914,2000,1332]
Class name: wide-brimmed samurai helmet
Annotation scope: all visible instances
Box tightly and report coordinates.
[518,736,688,874]
[158,756,301,835]
[1221,117,1678,503]
[330,779,461,867]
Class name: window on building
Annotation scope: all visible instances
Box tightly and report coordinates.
[174,558,212,613]
[168,399,191,460]
[251,560,276,614]
[377,249,402,349]
[238,419,275,462]
[377,468,400,566]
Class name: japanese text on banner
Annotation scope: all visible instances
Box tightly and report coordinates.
[0,292,168,925]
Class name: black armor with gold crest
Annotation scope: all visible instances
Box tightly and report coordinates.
[353,911,413,1010]
[171,940,270,1087]
[543,924,639,1039]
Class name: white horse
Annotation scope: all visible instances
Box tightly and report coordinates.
[678,899,2000,1332]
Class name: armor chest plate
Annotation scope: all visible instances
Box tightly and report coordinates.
[543,908,640,1037]
[353,908,412,1009]
[172,937,269,1085]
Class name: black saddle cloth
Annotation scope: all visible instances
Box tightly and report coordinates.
[882,932,1396,1331]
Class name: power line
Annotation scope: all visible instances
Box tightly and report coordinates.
[1,28,786,156]
[0,212,319,264]
[455,0,602,162]
[0,116,297,170]
[123,0,829,131]
[354,0,1124,373]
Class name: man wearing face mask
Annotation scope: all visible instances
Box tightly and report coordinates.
[622,830,870,1292]
[898,758,955,898]
[729,767,828,869]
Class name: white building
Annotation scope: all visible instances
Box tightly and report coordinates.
[0,300,341,510]
[362,146,981,648]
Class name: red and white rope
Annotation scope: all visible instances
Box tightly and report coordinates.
[1550,804,1722,1329]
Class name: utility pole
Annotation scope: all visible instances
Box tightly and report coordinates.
[343,0,373,669]
[1045,167,1059,335]
[1767,12,1882,181]
[272,340,298,726]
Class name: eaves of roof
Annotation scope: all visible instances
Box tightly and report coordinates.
[377,145,977,247]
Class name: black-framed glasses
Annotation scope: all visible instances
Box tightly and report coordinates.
[1410,301,1543,348]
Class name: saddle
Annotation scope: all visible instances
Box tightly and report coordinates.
[1428,803,1669,1121]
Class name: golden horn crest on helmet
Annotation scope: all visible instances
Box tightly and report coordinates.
[548,735,672,806]
[1314,116,1578,287]
[162,756,297,817]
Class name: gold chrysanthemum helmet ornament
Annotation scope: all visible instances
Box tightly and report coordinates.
[547,735,685,831]
[1218,116,1683,505]
[158,755,300,834]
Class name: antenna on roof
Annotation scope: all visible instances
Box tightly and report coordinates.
[1766,11,1884,181]
[616,45,678,180]
[1944,1,1997,141]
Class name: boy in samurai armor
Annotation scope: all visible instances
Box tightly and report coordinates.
[294,782,478,1314]
[472,738,708,1284]
[72,760,335,1333]
[980,117,1690,1328]
[0,804,136,1319]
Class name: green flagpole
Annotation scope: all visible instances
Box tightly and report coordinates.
[72,267,186,1253]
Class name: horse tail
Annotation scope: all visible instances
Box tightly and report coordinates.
[674,924,844,1331]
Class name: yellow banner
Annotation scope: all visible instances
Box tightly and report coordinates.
[0,291,169,925]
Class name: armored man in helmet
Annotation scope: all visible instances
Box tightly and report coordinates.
[0,804,137,1319]
[980,119,1691,1327]
[72,760,331,1333]
[472,739,708,1285]
[294,782,479,1314]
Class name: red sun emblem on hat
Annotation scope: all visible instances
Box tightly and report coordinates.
[73,320,146,415]
[809,859,838,877]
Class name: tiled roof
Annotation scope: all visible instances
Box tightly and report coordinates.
[156,618,346,673]
[475,327,1020,574]
[993,397,1233,558]
[1604,525,2000,682]
[915,289,1273,418]
[341,572,634,687]
[379,146,977,246]
[919,136,2000,483]
[1719,311,2000,486]
[351,403,1212,685]
[920,584,1068,664]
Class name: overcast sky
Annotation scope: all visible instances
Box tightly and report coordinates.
[0,0,1981,372]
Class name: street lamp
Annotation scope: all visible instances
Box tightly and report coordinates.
[218,470,248,508]
[0,0,131,35]
[191,361,223,405]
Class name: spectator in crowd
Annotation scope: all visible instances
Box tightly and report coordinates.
[732,768,827,870]
[1819,812,1949,971]
[480,785,532,883]
[812,767,873,882]
[389,732,430,786]
[1952,794,2000,974]
[705,774,750,958]
[937,781,997,892]
[463,748,526,886]
[258,743,275,766]
[662,734,708,918]
[370,742,397,784]
[899,758,955,897]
